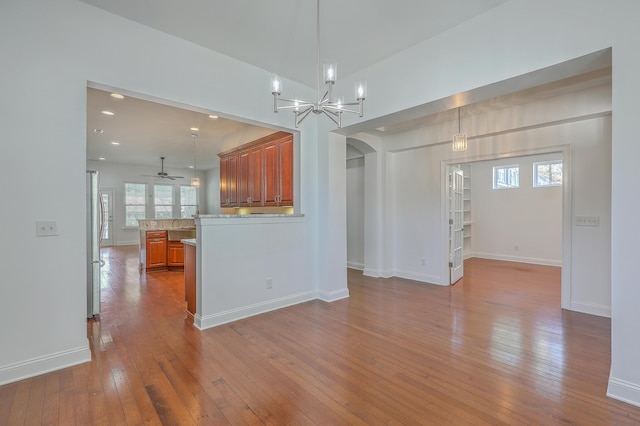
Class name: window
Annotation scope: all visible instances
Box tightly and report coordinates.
[154,184,174,218]
[534,160,563,187]
[124,183,146,227]
[180,185,198,218]
[493,165,519,189]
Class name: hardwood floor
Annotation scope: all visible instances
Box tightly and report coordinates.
[2,248,639,425]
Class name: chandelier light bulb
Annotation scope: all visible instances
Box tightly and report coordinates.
[271,74,282,95]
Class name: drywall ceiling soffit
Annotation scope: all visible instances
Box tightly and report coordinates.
[342,49,612,137]
[79,0,509,87]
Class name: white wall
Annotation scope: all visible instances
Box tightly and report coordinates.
[471,153,563,266]
[3,0,640,407]
[0,0,320,386]
[346,157,365,269]
[87,160,207,245]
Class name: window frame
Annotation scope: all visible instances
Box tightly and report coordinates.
[180,185,199,218]
[533,160,563,188]
[493,164,520,189]
[123,182,147,228]
[153,183,175,219]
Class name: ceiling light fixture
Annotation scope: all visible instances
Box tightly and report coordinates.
[111,141,120,145]
[110,93,124,99]
[452,107,467,152]
[190,127,199,131]
[101,110,114,116]
[209,115,218,119]
[191,133,200,188]
[270,0,366,128]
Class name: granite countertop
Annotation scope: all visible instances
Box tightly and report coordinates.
[197,213,304,218]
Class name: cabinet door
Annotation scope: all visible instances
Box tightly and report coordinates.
[219,155,229,207]
[249,145,263,205]
[167,241,184,266]
[238,149,251,206]
[278,136,294,206]
[228,152,239,206]
[263,140,279,206]
[147,238,167,268]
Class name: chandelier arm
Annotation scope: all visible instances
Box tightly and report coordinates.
[321,109,341,127]
[295,106,314,127]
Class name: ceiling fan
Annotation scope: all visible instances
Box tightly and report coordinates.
[141,156,184,180]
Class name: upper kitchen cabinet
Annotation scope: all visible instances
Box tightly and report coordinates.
[219,151,239,207]
[218,131,293,209]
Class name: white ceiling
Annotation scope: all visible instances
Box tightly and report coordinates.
[87,87,277,170]
[83,1,611,171]
[80,0,509,87]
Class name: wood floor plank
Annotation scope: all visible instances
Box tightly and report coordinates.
[2,246,640,425]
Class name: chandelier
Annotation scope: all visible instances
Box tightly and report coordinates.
[271,0,366,128]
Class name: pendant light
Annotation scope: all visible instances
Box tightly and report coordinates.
[191,133,200,187]
[452,107,468,152]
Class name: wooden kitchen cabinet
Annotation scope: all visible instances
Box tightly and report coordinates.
[219,131,293,208]
[220,151,239,207]
[146,231,167,268]
[167,241,184,266]
[184,243,196,315]
[264,134,293,206]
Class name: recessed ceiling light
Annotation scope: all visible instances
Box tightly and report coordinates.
[190,127,199,131]
[93,128,104,134]
[209,115,218,119]
[98,157,106,161]
[189,165,194,169]
[110,93,125,99]
[111,141,120,145]
[101,110,114,116]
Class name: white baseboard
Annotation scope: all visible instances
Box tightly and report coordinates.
[607,376,640,408]
[363,268,380,277]
[472,252,562,267]
[115,241,137,246]
[393,269,443,286]
[347,261,364,270]
[0,344,91,386]
[570,301,611,318]
[194,291,317,330]
[317,288,350,303]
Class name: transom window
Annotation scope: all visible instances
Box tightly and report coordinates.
[493,165,520,189]
[534,160,563,187]
[154,184,174,218]
[124,183,146,227]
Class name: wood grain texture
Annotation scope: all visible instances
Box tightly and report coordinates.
[1,247,639,425]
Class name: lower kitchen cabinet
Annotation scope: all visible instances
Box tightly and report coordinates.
[167,241,184,266]
[146,232,167,269]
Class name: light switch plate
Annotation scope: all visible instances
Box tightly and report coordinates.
[36,221,58,236]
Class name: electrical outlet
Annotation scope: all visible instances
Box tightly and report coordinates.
[266,277,273,289]
[576,216,600,227]
[421,258,426,266]
[514,244,519,251]
[36,221,58,237]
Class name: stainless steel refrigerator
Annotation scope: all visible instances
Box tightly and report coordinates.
[87,170,104,318]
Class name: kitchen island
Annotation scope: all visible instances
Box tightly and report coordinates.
[138,218,196,273]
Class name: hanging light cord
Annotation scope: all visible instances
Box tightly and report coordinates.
[458,107,461,133]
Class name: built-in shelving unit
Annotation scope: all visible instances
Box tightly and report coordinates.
[461,164,472,258]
